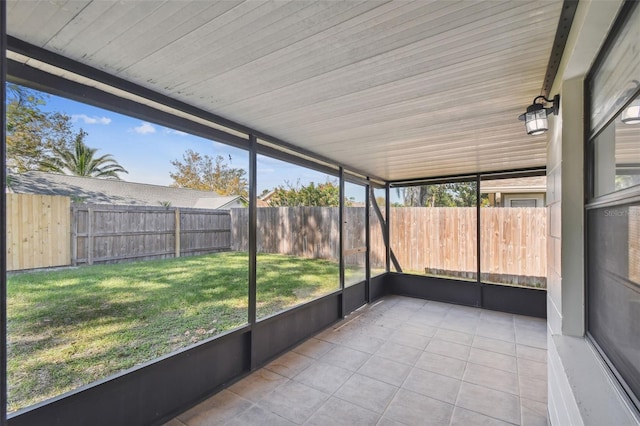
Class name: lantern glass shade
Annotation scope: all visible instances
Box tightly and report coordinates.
[621,101,640,124]
[525,109,548,135]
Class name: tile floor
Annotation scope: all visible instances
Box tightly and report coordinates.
[164,295,548,426]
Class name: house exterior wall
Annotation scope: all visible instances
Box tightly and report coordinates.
[502,193,545,208]
[547,1,639,424]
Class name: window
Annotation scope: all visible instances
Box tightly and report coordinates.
[480,176,547,288]
[391,181,477,280]
[255,154,340,319]
[5,85,249,412]
[592,92,640,198]
[370,187,387,277]
[587,1,640,410]
[344,181,367,286]
[510,199,537,207]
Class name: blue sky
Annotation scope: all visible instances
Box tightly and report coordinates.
[39,90,363,198]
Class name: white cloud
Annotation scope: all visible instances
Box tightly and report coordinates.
[133,122,156,135]
[163,129,188,136]
[72,114,111,125]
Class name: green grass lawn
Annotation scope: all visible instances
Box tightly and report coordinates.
[7,252,344,412]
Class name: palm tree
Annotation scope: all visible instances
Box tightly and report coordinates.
[40,132,128,179]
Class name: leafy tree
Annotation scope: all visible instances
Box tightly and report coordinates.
[268,180,340,207]
[169,149,248,197]
[40,132,128,179]
[6,83,78,172]
[398,183,487,207]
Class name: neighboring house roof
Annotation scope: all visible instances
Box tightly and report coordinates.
[480,176,547,194]
[7,171,247,210]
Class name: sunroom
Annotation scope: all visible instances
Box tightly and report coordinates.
[1,1,639,425]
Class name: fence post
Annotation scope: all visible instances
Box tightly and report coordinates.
[175,208,181,258]
[87,207,93,265]
[71,205,77,266]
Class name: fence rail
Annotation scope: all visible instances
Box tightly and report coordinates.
[72,204,231,265]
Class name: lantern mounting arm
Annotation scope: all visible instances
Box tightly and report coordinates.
[518,94,560,121]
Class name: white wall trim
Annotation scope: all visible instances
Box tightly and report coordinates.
[548,333,640,425]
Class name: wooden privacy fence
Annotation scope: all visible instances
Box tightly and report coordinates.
[389,208,547,285]
[7,195,546,286]
[72,204,231,265]
[231,206,547,286]
[232,207,341,259]
[6,194,71,271]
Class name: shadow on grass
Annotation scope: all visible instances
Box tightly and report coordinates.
[7,251,340,412]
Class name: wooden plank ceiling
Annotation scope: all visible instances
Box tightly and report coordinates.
[6,0,564,181]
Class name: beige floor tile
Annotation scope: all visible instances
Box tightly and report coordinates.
[463,362,519,395]
[340,333,386,354]
[519,375,547,403]
[476,323,516,342]
[375,341,422,365]
[334,374,398,414]
[177,390,252,426]
[304,396,380,426]
[225,405,297,426]
[521,398,548,426]
[294,361,353,394]
[516,345,547,364]
[468,347,517,373]
[169,298,548,426]
[406,310,445,327]
[384,388,454,425]
[362,324,396,340]
[423,301,453,313]
[320,345,371,371]
[440,316,479,335]
[517,358,547,381]
[402,367,462,404]
[258,380,329,424]
[376,417,406,426]
[389,329,431,349]
[265,351,314,378]
[426,338,471,361]
[434,328,474,346]
[402,323,438,338]
[456,382,521,425]
[472,335,517,357]
[514,315,547,332]
[293,338,336,359]
[414,351,467,379]
[480,310,515,326]
[228,369,288,402]
[450,407,515,426]
[448,304,482,318]
[515,329,547,349]
[358,355,411,386]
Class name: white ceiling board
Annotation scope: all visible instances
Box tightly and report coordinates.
[7,0,564,181]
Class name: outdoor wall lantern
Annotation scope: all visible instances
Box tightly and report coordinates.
[518,94,560,135]
[621,100,640,124]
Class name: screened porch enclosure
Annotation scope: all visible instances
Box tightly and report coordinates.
[1,1,587,425]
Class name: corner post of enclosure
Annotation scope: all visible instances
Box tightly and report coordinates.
[476,174,482,307]
[365,179,371,303]
[248,135,257,368]
[339,167,345,317]
[385,183,391,272]
[1,0,8,423]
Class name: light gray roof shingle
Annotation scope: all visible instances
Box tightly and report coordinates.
[8,171,246,210]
